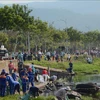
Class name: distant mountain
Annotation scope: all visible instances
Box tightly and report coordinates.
[0,4,4,7]
[30,8,100,32]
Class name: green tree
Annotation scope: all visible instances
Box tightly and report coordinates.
[0,32,8,45]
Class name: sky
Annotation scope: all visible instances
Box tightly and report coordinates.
[0,0,57,4]
[0,0,100,14]
[0,0,100,3]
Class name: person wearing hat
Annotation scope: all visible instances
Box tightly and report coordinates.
[0,69,6,75]
[54,86,71,100]
[0,72,7,97]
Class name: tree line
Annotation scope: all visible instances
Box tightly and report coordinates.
[0,4,100,53]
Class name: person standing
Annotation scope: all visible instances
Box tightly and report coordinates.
[37,50,42,61]
[22,74,29,94]
[30,63,35,75]
[17,52,23,62]
[46,51,51,61]
[18,61,23,77]
[67,61,73,73]
[28,68,34,87]
[23,52,27,61]
[12,68,19,81]
[67,54,71,61]
[0,72,7,97]
[20,68,28,79]
[8,60,14,74]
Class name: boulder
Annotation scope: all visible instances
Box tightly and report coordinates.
[75,82,100,95]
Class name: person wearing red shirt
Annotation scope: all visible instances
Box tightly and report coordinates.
[42,69,49,82]
[8,60,14,74]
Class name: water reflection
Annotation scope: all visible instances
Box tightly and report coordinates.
[58,74,100,86]
[67,75,74,83]
[75,74,100,83]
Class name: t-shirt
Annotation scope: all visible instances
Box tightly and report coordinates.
[42,69,48,75]
[8,63,14,69]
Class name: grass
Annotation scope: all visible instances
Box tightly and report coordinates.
[0,95,19,100]
[25,55,100,74]
[0,94,95,100]
[0,95,56,100]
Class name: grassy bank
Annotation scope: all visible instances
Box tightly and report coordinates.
[1,94,100,100]
[0,94,95,100]
[0,95,56,100]
[25,56,100,74]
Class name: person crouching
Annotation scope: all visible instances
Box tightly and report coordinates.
[42,69,49,82]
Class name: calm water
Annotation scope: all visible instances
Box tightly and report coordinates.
[67,74,100,86]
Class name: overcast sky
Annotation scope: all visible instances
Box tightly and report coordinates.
[0,0,100,14]
[0,0,57,4]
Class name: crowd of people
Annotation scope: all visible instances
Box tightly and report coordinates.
[0,60,51,97]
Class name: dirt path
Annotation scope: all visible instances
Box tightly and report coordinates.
[0,60,18,73]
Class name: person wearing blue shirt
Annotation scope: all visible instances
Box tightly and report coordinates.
[20,68,28,79]
[21,74,29,94]
[6,74,20,94]
[1,69,6,75]
[28,68,34,87]
[0,72,7,97]
[12,68,19,81]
